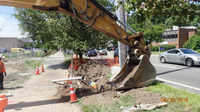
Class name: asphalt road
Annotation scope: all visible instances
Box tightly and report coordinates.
[150,55,200,94]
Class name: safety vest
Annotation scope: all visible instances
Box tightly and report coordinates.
[0,61,6,73]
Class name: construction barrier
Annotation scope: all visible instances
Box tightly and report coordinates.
[92,57,119,67]
[69,58,118,70]
[69,59,90,70]
[0,94,8,112]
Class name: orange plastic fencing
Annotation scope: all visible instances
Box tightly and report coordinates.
[69,58,119,70]
[92,57,119,67]
[70,59,90,70]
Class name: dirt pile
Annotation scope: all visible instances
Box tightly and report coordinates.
[74,60,111,89]
[57,60,162,106]
[57,60,112,98]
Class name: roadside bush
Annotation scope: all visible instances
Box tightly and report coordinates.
[162,45,176,50]
[151,45,176,51]
[151,46,159,51]
[43,49,55,56]
[183,34,200,50]
[196,49,200,53]
[25,59,43,69]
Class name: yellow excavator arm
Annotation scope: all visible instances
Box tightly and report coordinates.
[0,0,156,89]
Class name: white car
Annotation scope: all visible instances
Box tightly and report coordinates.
[159,48,200,67]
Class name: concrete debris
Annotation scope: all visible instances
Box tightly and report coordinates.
[123,102,167,112]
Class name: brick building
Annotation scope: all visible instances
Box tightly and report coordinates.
[161,26,197,48]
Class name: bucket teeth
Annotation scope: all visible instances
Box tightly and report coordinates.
[108,54,156,90]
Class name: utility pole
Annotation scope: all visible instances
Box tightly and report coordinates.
[117,0,127,69]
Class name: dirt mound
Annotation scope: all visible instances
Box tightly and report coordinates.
[56,60,112,99]
[74,60,111,89]
[56,59,162,106]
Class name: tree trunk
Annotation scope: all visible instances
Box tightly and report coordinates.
[78,50,83,64]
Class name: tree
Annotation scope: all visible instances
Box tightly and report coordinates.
[183,34,200,50]
[14,0,115,57]
[125,0,200,25]
[127,17,165,44]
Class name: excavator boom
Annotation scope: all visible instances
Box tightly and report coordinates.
[0,0,156,89]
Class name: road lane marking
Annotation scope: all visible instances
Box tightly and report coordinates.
[156,77,200,91]
[153,64,183,69]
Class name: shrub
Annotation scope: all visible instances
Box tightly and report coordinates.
[183,34,200,50]
[151,46,159,51]
[162,45,176,50]
[196,49,200,53]
[151,45,176,51]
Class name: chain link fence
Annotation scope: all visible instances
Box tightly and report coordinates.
[2,49,44,59]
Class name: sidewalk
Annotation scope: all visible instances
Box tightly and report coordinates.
[5,51,81,112]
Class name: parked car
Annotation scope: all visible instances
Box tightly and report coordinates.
[0,48,7,53]
[11,48,30,54]
[86,49,97,57]
[159,48,200,67]
[98,49,107,55]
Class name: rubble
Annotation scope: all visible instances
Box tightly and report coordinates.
[123,102,168,112]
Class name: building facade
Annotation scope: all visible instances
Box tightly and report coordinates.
[162,27,197,48]
[0,37,25,51]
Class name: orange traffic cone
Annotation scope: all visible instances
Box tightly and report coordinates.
[36,65,40,75]
[69,81,77,103]
[65,69,70,83]
[41,64,44,73]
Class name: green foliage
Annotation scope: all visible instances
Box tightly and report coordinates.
[151,46,159,51]
[125,0,200,25]
[183,34,200,50]
[25,59,43,69]
[14,0,114,54]
[82,105,102,112]
[196,49,200,53]
[127,18,165,44]
[82,95,135,112]
[162,45,176,50]
[42,49,56,57]
[146,81,200,112]
[24,43,33,49]
[151,45,176,51]
[106,73,112,78]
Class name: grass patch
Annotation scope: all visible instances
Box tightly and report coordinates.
[106,73,112,78]
[146,81,200,112]
[81,82,200,112]
[25,59,44,69]
[151,51,164,55]
[82,95,136,112]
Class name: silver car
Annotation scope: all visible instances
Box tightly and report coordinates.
[159,48,200,67]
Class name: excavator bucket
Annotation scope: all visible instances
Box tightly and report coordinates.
[109,54,156,90]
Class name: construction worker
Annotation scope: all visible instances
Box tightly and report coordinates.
[0,56,6,90]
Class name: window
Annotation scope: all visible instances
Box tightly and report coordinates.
[171,49,180,54]
[167,50,172,53]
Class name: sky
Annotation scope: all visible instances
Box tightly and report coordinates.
[0,6,23,37]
